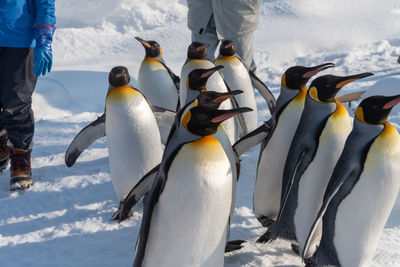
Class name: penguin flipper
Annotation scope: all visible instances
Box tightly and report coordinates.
[277,140,317,224]
[64,113,106,167]
[150,105,176,144]
[249,71,277,114]
[302,161,359,259]
[225,240,246,253]
[233,120,272,157]
[222,79,249,136]
[133,171,166,267]
[157,59,180,92]
[113,164,160,222]
[336,90,366,103]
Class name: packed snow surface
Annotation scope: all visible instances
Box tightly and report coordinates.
[1,0,400,266]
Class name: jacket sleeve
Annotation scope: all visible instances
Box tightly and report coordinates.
[33,0,56,28]
[187,0,213,36]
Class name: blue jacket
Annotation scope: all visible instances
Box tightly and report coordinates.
[0,0,56,48]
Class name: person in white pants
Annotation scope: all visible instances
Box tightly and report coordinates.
[187,0,261,71]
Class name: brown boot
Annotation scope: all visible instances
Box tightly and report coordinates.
[0,131,9,172]
[9,147,32,191]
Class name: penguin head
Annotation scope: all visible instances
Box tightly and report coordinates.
[196,90,243,108]
[356,94,400,124]
[187,41,207,60]
[219,40,236,57]
[109,66,130,87]
[187,65,224,92]
[182,106,252,136]
[135,37,161,57]
[282,63,335,90]
[308,72,374,103]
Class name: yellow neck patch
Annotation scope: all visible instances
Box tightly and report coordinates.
[182,110,191,131]
[190,135,220,147]
[216,56,236,62]
[107,86,139,100]
[308,86,324,103]
[292,86,307,103]
[281,73,287,88]
[142,57,159,64]
[380,121,399,139]
[331,100,348,118]
[355,106,368,124]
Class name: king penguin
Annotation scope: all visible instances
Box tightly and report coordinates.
[180,41,237,143]
[251,63,335,227]
[104,66,162,202]
[136,37,180,111]
[133,105,251,267]
[215,40,258,137]
[303,94,400,267]
[111,67,241,221]
[257,72,374,247]
[112,83,246,251]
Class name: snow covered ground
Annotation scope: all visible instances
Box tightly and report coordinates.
[1,0,400,266]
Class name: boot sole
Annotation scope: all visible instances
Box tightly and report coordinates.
[10,176,33,191]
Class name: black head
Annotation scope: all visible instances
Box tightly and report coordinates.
[187,66,224,91]
[187,41,207,60]
[182,106,252,136]
[282,63,335,90]
[196,90,243,108]
[219,40,236,57]
[109,66,130,87]
[309,72,374,102]
[135,37,161,58]
[356,94,400,124]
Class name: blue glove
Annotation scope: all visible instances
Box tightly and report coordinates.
[33,26,54,76]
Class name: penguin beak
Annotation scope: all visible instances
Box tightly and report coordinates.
[210,107,252,123]
[200,65,224,79]
[196,46,206,52]
[303,63,335,78]
[135,36,151,48]
[383,94,400,109]
[223,43,233,50]
[213,90,243,104]
[335,72,374,89]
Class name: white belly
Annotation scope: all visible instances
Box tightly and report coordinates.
[180,60,236,143]
[138,59,178,111]
[105,94,162,201]
[143,138,232,267]
[253,99,304,219]
[333,132,400,267]
[215,57,258,136]
[295,112,351,256]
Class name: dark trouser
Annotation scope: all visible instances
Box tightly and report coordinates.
[0,47,37,150]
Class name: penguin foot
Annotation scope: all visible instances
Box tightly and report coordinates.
[304,256,320,267]
[110,201,134,222]
[256,228,278,244]
[257,216,275,227]
[225,240,246,253]
[291,243,300,255]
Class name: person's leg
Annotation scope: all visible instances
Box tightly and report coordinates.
[230,31,256,72]
[0,47,36,150]
[0,47,36,190]
[191,15,220,62]
[0,48,9,171]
